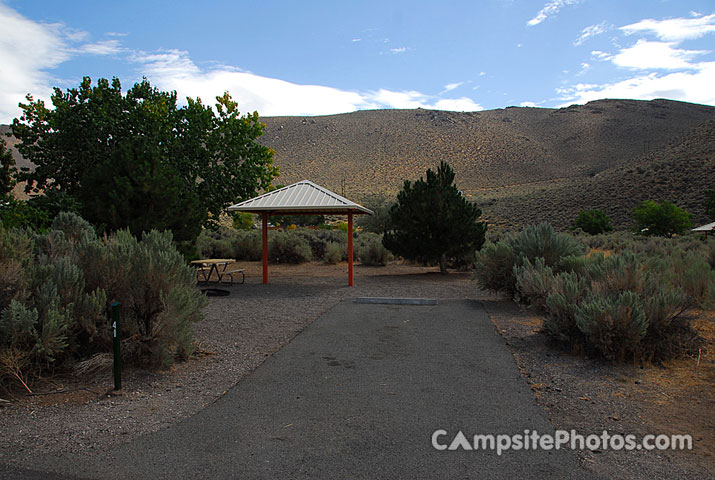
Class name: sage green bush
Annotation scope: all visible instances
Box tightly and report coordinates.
[0,213,206,389]
[323,242,343,264]
[474,222,586,294]
[357,236,393,266]
[512,242,713,362]
[268,231,312,264]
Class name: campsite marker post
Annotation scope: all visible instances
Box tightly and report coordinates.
[111,302,121,391]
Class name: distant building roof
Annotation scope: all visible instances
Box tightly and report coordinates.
[227,180,373,215]
[692,221,715,232]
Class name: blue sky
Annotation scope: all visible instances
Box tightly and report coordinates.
[1,0,714,122]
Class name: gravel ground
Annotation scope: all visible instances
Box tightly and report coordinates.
[1,262,712,479]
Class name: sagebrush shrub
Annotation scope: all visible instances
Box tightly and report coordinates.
[0,213,207,387]
[357,236,392,266]
[574,291,647,362]
[323,242,343,264]
[268,231,312,264]
[474,223,585,293]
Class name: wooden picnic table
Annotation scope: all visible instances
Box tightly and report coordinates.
[191,259,245,284]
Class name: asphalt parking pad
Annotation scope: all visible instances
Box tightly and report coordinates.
[66,299,594,479]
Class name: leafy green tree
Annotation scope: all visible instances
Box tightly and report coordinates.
[77,138,204,245]
[632,200,692,237]
[0,139,16,197]
[572,209,613,235]
[383,161,487,273]
[705,189,715,219]
[232,212,256,230]
[11,77,279,242]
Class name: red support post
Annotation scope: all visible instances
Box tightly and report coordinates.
[348,212,354,286]
[262,212,269,284]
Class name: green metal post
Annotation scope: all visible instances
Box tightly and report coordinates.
[111,301,121,391]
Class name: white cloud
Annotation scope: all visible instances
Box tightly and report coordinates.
[591,50,613,61]
[432,97,483,111]
[0,4,126,122]
[574,22,609,46]
[520,101,538,107]
[77,39,122,56]
[620,13,715,42]
[612,39,708,70]
[441,82,464,93]
[527,0,580,26]
[0,4,71,122]
[388,47,407,54]
[134,50,483,115]
[351,38,361,42]
[558,61,715,106]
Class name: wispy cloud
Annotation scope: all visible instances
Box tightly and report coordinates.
[620,13,715,42]
[388,47,407,54]
[574,22,609,46]
[527,0,580,27]
[591,50,613,61]
[441,82,464,93]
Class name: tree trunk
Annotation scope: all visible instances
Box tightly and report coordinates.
[439,254,448,275]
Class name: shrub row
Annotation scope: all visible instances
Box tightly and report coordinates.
[475,223,714,362]
[196,227,393,266]
[0,213,206,389]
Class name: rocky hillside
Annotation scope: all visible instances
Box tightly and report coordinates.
[3,98,714,229]
[260,99,714,196]
[475,119,715,230]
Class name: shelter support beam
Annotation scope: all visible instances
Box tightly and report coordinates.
[262,212,268,284]
[348,212,354,286]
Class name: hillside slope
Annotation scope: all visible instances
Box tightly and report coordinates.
[260,99,715,201]
[475,118,715,230]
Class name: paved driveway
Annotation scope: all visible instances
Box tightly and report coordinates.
[4,299,594,479]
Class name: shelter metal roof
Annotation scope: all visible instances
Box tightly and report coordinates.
[692,221,715,232]
[227,180,373,215]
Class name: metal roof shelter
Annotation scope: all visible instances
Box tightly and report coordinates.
[692,221,715,238]
[228,180,373,286]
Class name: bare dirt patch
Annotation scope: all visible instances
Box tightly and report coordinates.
[485,297,714,479]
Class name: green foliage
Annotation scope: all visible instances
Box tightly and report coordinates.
[574,291,647,362]
[474,222,585,294]
[323,242,343,264]
[268,231,312,264]
[270,214,325,227]
[11,77,279,245]
[0,212,207,387]
[383,161,487,273]
[572,209,613,235]
[704,189,715,219]
[0,196,50,231]
[356,193,394,233]
[232,212,255,230]
[78,138,204,244]
[357,236,393,266]
[0,139,17,197]
[632,200,692,237]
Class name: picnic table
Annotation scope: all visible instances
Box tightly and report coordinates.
[191,259,245,284]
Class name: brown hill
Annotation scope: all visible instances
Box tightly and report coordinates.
[2,98,714,229]
[259,99,714,230]
[260,99,714,195]
[475,118,715,230]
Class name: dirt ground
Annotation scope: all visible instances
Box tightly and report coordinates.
[0,261,713,479]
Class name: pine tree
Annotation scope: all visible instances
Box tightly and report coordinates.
[383,161,487,273]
